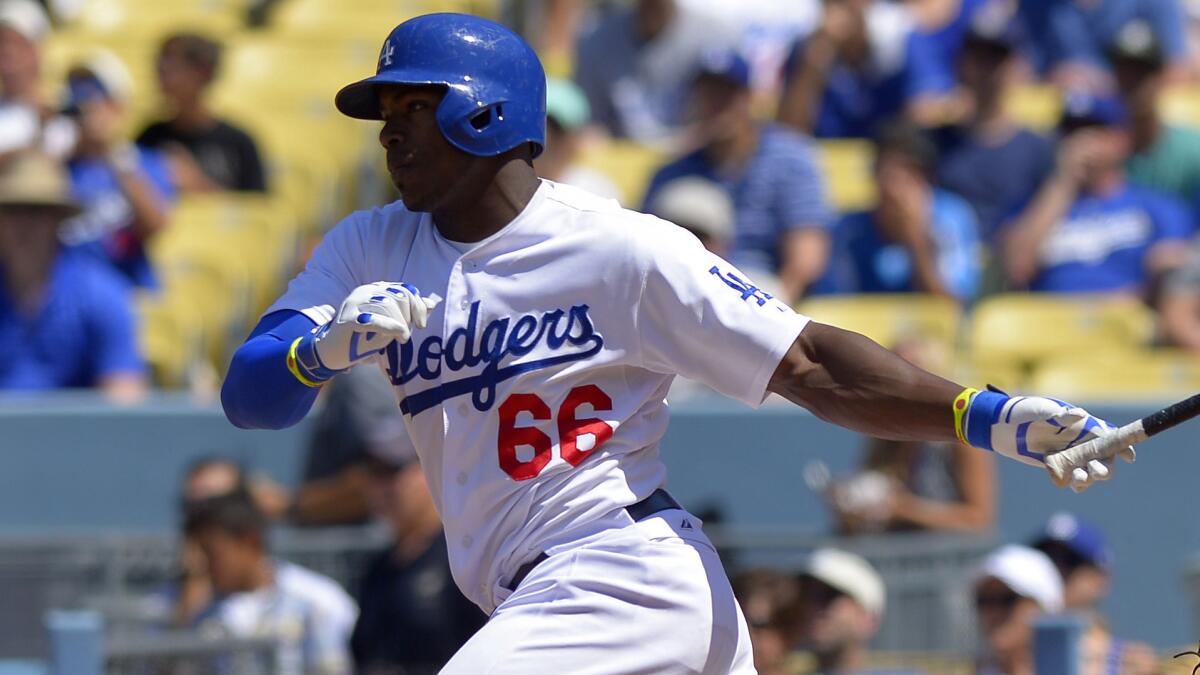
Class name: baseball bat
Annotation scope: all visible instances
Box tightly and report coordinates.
[1045,392,1200,480]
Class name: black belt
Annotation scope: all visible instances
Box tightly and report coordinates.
[503,489,683,592]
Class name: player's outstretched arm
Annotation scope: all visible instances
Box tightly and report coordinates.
[767,322,1134,491]
[221,283,438,430]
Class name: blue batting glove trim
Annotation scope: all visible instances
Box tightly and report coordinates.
[1015,421,1046,462]
[965,390,1008,451]
[294,332,341,382]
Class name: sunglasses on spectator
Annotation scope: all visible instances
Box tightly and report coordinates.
[800,579,847,606]
[975,591,1021,609]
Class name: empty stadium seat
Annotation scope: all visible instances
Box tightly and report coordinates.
[1160,86,1200,127]
[968,294,1155,366]
[69,0,245,40]
[1004,84,1061,131]
[818,139,876,211]
[576,140,666,207]
[798,294,963,351]
[1028,349,1200,402]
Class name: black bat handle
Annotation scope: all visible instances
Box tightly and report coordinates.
[1142,392,1200,437]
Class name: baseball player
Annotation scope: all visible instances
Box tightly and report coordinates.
[222,13,1134,674]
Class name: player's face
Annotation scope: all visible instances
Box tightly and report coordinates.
[378,84,482,214]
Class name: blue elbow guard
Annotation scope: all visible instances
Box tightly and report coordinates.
[222,311,322,430]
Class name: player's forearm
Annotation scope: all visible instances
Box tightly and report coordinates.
[768,322,962,441]
[221,311,322,430]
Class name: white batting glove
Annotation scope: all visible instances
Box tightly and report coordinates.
[961,388,1136,492]
[294,282,440,379]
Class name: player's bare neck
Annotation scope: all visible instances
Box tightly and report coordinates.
[431,161,540,243]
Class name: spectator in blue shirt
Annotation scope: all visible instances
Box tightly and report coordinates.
[815,120,982,302]
[1002,92,1193,295]
[935,1,1055,240]
[0,151,146,398]
[1019,0,1189,88]
[777,0,958,139]
[59,50,174,288]
[643,49,832,302]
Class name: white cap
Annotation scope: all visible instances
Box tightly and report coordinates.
[0,0,49,43]
[801,548,886,616]
[975,545,1064,613]
[647,177,735,242]
[69,48,134,102]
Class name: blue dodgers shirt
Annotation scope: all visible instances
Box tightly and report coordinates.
[62,146,175,288]
[643,124,832,275]
[1031,183,1193,293]
[0,249,144,389]
[814,189,982,301]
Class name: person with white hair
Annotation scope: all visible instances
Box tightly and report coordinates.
[972,545,1063,675]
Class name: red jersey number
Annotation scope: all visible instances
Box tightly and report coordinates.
[497,385,613,481]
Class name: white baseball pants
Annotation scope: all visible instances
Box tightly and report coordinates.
[441,509,757,674]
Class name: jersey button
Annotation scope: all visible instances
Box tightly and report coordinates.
[459,299,469,310]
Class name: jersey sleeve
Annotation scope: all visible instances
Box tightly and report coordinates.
[264,212,372,325]
[632,222,810,407]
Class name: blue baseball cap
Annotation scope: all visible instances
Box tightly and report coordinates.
[1059,90,1127,130]
[1032,512,1114,572]
[964,0,1024,52]
[695,49,752,90]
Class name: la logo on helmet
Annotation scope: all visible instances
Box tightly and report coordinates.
[379,40,395,68]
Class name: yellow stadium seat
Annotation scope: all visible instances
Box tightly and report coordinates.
[798,294,963,351]
[270,0,418,40]
[1005,85,1061,132]
[968,294,1155,367]
[1160,86,1200,127]
[137,293,206,388]
[70,0,244,38]
[1028,349,1200,402]
[954,356,1027,393]
[819,139,876,211]
[576,140,666,207]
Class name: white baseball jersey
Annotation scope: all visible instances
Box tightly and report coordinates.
[267,180,809,613]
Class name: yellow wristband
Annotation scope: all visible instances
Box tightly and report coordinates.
[952,387,978,445]
[286,337,324,388]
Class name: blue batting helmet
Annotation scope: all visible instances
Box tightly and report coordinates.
[335,13,546,158]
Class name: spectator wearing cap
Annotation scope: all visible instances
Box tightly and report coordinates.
[187,491,358,675]
[731,569,801,675]
[647,176,736,257]
[1002,91,1193,294]
[533,77,620,202]
[0,151,146,398]
[973,545,1063,675]
[0,0,76,159]
[935,1,1055,241]
[643,49,832,303]
[1030,512,1113,612]
[60,50,175,288]
[777,0,959,139]
[813,119,981,301]
[794,548,909,675]
[1019,0,1189,89]
[572,0,737,142]
[350,425,486,674]
[136,32,267,193]
[1108,20,1200,206]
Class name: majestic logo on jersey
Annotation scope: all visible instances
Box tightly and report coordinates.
[709,266,779,308]
[385,301,604,416]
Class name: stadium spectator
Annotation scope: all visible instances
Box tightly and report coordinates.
[1110,20,1200,205]
[732,569,801,675]
[1159,247,1200,352]
[1019,0,1189,88]
[533,77,620,202]
[137,32,268,193]
[350,425,486,674]
[827,335,995,534]
[573,0,736,142]
[60,50,175,288]
[646,175,736,258]
[643,49,832,303]
[1001,91,1193,294]
[0,151,145,398]
[814,120,981,301]
[793,548,901,675]
[777,0,958,139]
[934,1,1055,240]
[0,0,76,159]
[972,545,1063,675]
[186,491,358,675]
